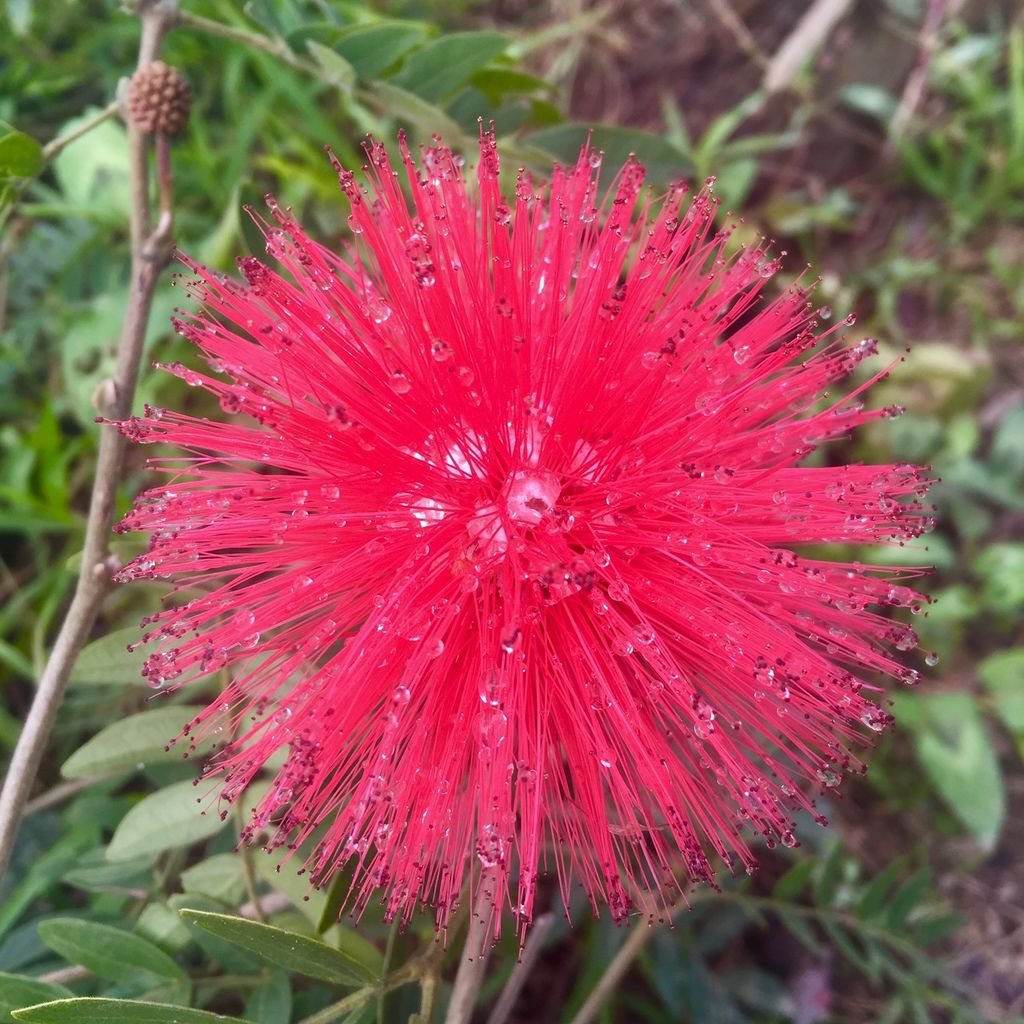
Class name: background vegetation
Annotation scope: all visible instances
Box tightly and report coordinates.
[1,0,1022,1021]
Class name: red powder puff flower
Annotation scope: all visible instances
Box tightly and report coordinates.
[115,129,932,938]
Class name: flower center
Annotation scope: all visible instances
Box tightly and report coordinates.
[503,469,561,525]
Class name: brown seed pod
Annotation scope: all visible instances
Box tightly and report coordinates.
[126,61,191,136]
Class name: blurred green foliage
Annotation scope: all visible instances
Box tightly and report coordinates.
[1,1,1023,1022]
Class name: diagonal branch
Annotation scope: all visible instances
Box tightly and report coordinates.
[0,0,180,883]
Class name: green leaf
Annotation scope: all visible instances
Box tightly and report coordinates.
[813,845,844,907]
[36,919,185,988]
[840,83,898,123]
[0,974,73,1022]
[180,854,246,905]
[62,847,155,892]
[306,40,356,92]
[106,780,228,862]
[334,21,430,78]
[525,123,690,185]
[61,707,200,779]
[364,81,466,144]
[244,971,291,1024]
[179,910,377,986]
[69,626,147,686]
[0,131,43,178]
[886,869,932,931]
[12,998,248,1023]
[391,31,510,102]
[909,912,964,946]
[51,113,130,221]
[856,859,905,921]
[979,648,1024,734]
[912,692,1005,850]
[772,858,814,901]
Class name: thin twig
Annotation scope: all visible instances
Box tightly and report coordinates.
[41,100,121,162]
[705,0,770,71]
[486,912,556,1024]
[296,948,441,1024]
[445,872,499,1024]
[174,8,316,75]
[763,0,854,95]
[23,777,98,816]
[0,0,179,884]
[566,921,657,1024]
[886,0,949,147]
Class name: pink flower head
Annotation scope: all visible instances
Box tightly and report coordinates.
[115,129,932,938]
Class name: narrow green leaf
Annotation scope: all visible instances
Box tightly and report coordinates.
[391,31,509,102]
[106,780,228,862]
[61,707,199,779]
[813,845,844,907]
[70,627,147,686]
[12,998,248,1023]
[856,859,906,921]
[363,81,466,143]
[0,974,73,1022]
[886,869,932,931]
[909,912,964,946]
[334,21,430,78]
[179,910,377,986]
[36,919,185,988]
[772,859,814,902]
[306,41,355,92]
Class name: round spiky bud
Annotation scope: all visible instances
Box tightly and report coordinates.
[127,61,191,135]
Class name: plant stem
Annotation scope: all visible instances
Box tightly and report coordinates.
[174,9,316,75]
[486,912,556,1024]
[444,872,499,1024]
[566,921,657,1024]
[297,950,440,1024]
[0,0,179,884]
[41,100,121,162]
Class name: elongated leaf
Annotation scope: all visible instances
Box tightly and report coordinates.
[179,910,376,986]
[856,859,906,921]
[12,998,248,1023]
[106,780,227,862]
[813,845,844,907]
[772,859,814,902]
[306,41,355,92]
[886,869,932,931]
[0,974,73,1021]
[334,21,430,78]
[363,81,466,143]
[70,627,147,686]
[61,707,199,779]
[391,31,509,102]
[36,919,184,988]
